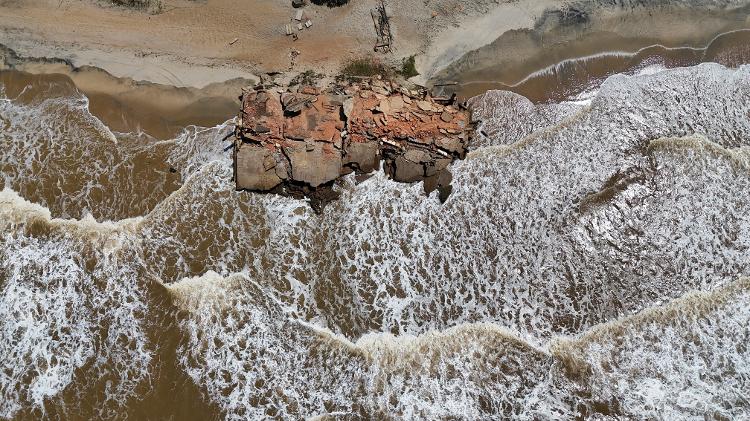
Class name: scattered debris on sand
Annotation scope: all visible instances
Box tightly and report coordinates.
[286,6,313,40]
[234,77,472,211]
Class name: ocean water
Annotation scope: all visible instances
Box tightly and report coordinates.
[449,28,750,101]
[1,62,749,419]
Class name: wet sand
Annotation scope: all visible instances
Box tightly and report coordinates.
[1,48,251,139]
[432,6,750,101]
[449,29,750,102]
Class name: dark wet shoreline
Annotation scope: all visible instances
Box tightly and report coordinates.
[430,3,750,102]
[1,44,250,139]
[443,29,750,103]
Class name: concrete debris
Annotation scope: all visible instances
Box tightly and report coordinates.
[281,92,316,113]
[389,95,405,112]
[235,79,473,210]
[235,145,283,191]
[372,86,390,96]
[416,100,433,112]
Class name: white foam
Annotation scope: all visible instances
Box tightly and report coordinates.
[167,120,236,180]
[0,189,154,419]
[551,277,750,419]
[3,62,750,419]
[0,87,175,221]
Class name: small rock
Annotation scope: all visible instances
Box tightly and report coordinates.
[392,155,425,182]
[344,141,380,173]
[440,111,453,123]
[409,136,433,146]
[425,158,451,177]
[263,154,276,171]
[372,86,390,96]
[438,185,453,203]
[437,168,453,186]
[343,98,354,119]
[412,112,430,123]
[404,148,432,164]
[423,174,439,194]
[389,96,405,112]
[417,100,432,112]
[377,98,391,114]
[275,159,289,179]
[300,86,319,95]
[281,92,316,113]
[436,137,464,155]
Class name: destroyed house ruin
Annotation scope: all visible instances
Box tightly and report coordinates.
[234,79,472,207]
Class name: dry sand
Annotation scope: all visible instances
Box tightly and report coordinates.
[0,0,521,88]
[2,0,749,88]
[2,0,748,139]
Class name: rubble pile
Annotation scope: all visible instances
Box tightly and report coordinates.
[234,78,472,209]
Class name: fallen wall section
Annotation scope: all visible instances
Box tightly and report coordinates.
[234,79,472,207]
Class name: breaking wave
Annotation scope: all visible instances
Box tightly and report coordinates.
[1,63,749,419]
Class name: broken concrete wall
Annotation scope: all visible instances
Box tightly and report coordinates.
[234,79,472,205]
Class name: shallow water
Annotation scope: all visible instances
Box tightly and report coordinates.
[1,58,750,418]
[443,28,750,102]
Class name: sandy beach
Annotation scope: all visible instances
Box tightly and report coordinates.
[1,0,748,136]
[0,0,534,136]
[0,0,512,87]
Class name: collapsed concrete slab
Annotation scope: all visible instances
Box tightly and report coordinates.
[235,144,283,190]
[234,78,473,210]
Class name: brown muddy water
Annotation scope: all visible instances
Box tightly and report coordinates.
[1,30,750,420]
[1,61,248,139]
[440,29,750,102]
